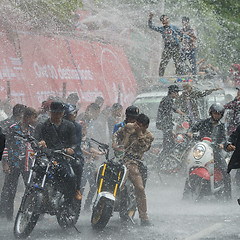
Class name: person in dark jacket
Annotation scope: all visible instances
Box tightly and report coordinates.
[0,107,38,221]
[35,100,78,206]
[187,103,231,199]
[64,103,84,200]
[156,85,185,154]
[0,127,5,160]
[225,124,240,194]
[224,87,240,135]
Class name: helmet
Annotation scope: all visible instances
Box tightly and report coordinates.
[64,103,78,116]
[125,105,139,118]
[209,103,225,120]
[168,85,180,94]
[182,16,190,23]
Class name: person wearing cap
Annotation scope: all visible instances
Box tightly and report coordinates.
[176,83,222,126]
[148,13,189,76]
[180,17,197,75]
[35,100,78,207]
[112,113,154,226]
[156,85,185,154]
[224,88,240,135]
[0,107,38,221]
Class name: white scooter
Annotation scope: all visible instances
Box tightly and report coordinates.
[183,137,227,201]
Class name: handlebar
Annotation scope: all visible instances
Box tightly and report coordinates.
[15,131,75,159]
[90,138,109,150]
[90,138,109,160]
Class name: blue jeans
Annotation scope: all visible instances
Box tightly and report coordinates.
[181,48,197,75]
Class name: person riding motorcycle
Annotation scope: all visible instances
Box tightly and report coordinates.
[187,103,231,199]
[35,100,78,208]
[112,113,154,226]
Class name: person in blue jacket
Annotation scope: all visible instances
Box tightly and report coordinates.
[148,13,185,76]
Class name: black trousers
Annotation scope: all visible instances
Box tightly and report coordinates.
[162,128,175,154]
[159,45,183,76]
[0,166,29,220]
[214,150,232,198]
[54,159,76,205]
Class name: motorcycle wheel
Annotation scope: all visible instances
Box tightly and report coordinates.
[14,188,42,239]
[189,175,205,201]
[56,198,81,229]
[91,198,113,230]
[158,154,181,174]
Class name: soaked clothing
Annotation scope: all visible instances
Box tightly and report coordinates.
[0,122,34,220]
[176,89,217,124]
[156,95,178,130]
[113,123,154,220]
[35,118,77,205]
[181,26,197,75]
[113,123,154,161]
[0,127,5,160]
[148,21,182,47]
[226,126,240,172]
[35,118,77,150]
[156,95,178,152]
[224,98,240,134]
[148,20,184,76]
[190,118,226,144]
[181,26,196,50]
[190,118,231,198]
[0,116,18,134]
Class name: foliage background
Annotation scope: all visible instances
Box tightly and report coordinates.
[0,0,239,88]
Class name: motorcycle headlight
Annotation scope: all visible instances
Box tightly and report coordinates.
[193,144,206,160]
[38,157,49,167]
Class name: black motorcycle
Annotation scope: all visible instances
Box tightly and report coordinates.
[13,133,81,239]
[90,138,139,230]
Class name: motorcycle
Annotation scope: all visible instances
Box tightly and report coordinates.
[13,133,81,239]
[90,138,138,230]
[183,137,227,201]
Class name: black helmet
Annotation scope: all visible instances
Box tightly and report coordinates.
[50,100,65,113]
[209,103,225,120]
[125,105,139,118]
[182,16,190,23]
[64,103,78,117]
[168,85,180,94]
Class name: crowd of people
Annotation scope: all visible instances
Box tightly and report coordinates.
[0,93,155,226]
[2,79,240,226]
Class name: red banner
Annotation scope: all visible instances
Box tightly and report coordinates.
[0,30,137,110]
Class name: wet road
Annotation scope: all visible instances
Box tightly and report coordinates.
[1,170,240,240]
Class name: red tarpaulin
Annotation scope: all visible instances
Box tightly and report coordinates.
[0,31,137,110]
